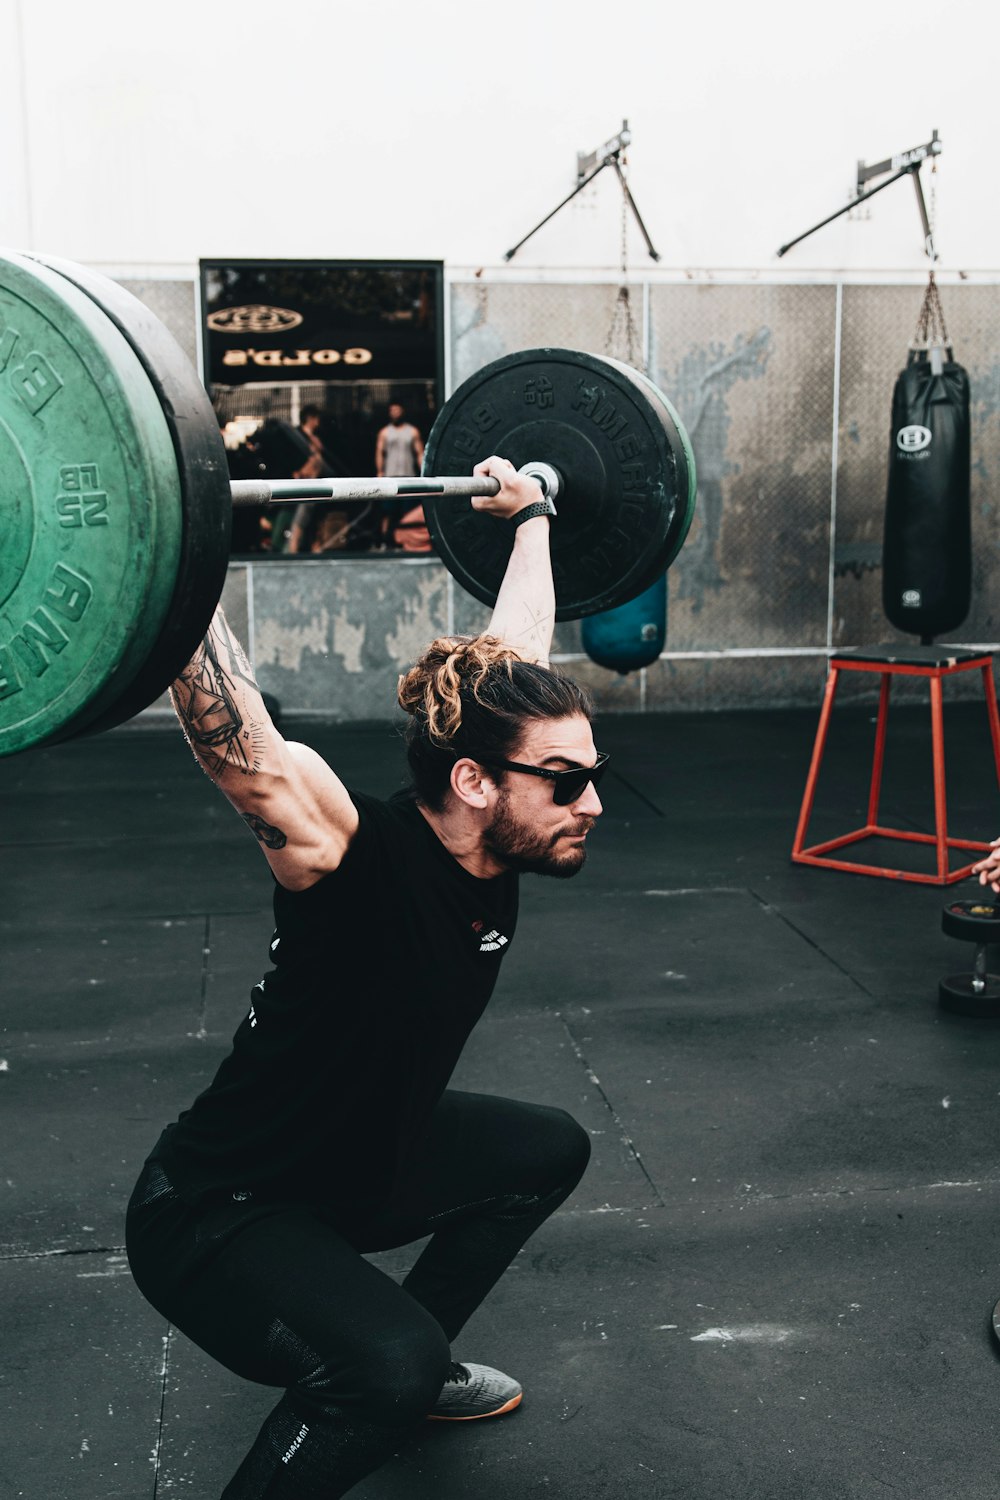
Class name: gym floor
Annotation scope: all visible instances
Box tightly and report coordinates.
[4,696,1000,1499]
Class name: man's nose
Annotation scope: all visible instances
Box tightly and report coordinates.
[574,781,603,817]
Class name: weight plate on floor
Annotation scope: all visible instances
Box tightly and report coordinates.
[938,973,1000,1018]
[941,899,1000,944]
[0,251,182,756]
[37,256,232,731]
[422,348,696,621]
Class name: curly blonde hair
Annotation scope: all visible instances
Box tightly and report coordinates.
[397,635,523,746]
[397,634,592,809]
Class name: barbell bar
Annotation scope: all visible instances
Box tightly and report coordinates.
[229,460,562,508]
[232,476,503,506]
[0,250,697,757]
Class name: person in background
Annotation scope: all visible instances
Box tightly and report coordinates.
[392,501,433,553]
[374,402,425,550]
[286,406,344,555]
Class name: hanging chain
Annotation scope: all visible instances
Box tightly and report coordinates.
[473,266,490,329]
[605,151,644,370]
[619,156,630,281]
[912,157,948,349]
[913,269,949,348]
[929,155,938,263]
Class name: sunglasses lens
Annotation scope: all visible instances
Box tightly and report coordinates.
[553,756,609,805]
[553,773,587,805]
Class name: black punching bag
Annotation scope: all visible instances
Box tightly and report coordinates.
[882,279,971,642]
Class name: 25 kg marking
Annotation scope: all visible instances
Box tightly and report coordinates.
[56,464,108,527]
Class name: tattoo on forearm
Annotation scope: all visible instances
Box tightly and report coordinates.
[492,600,554,659]
[241,813,288,849]
[172,615,267,779]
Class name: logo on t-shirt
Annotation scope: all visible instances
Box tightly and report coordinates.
[477,926,509,954]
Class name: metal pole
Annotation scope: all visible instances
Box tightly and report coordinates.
[232,460,561,508]
[231,475,503,507]
[776,165,913,258]
[610,159,661,262]
[910,168,936,261]
[504,159,613,262]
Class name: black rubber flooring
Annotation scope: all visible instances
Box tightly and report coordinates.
[4,698,1000,1499]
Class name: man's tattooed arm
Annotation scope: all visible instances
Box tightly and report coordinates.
[170,610,268,783]
[241,812,288,850]
[486,518,555,666]
[170,606,360,886]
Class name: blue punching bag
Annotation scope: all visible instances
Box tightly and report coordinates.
[581,574,667,675]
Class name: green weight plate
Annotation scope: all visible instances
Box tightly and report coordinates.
[37,256,232,732]
[0,251,182,755]
[422,347,695,622]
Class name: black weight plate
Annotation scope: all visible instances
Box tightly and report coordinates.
[941,899,1000,944]
[36,256,232,731]
[621,359,698,563]
[423,348,693,622]
[938,974,1000,1018]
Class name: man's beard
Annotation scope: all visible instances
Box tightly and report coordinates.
[483,788,594,878]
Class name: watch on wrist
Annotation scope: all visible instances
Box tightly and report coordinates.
[510,497,557,528]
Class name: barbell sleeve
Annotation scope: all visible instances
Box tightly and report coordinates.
[230,476,503,507]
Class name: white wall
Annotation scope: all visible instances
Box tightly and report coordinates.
[1,0,997,277]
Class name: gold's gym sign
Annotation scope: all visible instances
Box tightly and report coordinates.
[206,305,373,369]
[221,348,373,368]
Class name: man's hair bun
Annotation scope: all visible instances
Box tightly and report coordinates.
[397,635,523,747]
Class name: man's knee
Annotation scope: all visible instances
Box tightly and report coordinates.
[535,1106,592,1192]
[300,1319,451,1428]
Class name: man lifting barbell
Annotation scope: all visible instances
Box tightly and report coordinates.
[124,455,607,1499]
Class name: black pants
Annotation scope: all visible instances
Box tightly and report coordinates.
[126,1091,590,1499]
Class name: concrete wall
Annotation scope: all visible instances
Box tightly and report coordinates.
[464,277,999,713]
[129,272,1000,720]
[209,557,838,722]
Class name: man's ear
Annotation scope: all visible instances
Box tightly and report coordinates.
[451,758,497,809]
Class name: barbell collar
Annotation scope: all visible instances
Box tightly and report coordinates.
[518,461,561,503]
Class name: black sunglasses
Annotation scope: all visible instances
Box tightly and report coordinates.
[480,751,610,805]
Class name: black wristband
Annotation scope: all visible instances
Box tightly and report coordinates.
[510,498,557,528]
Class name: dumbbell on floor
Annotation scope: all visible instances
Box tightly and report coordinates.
[939,899,1000,1017]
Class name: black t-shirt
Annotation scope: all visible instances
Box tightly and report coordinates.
[153,789,519,1211]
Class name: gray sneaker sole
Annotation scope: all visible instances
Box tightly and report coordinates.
[427,1390,523,1422]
